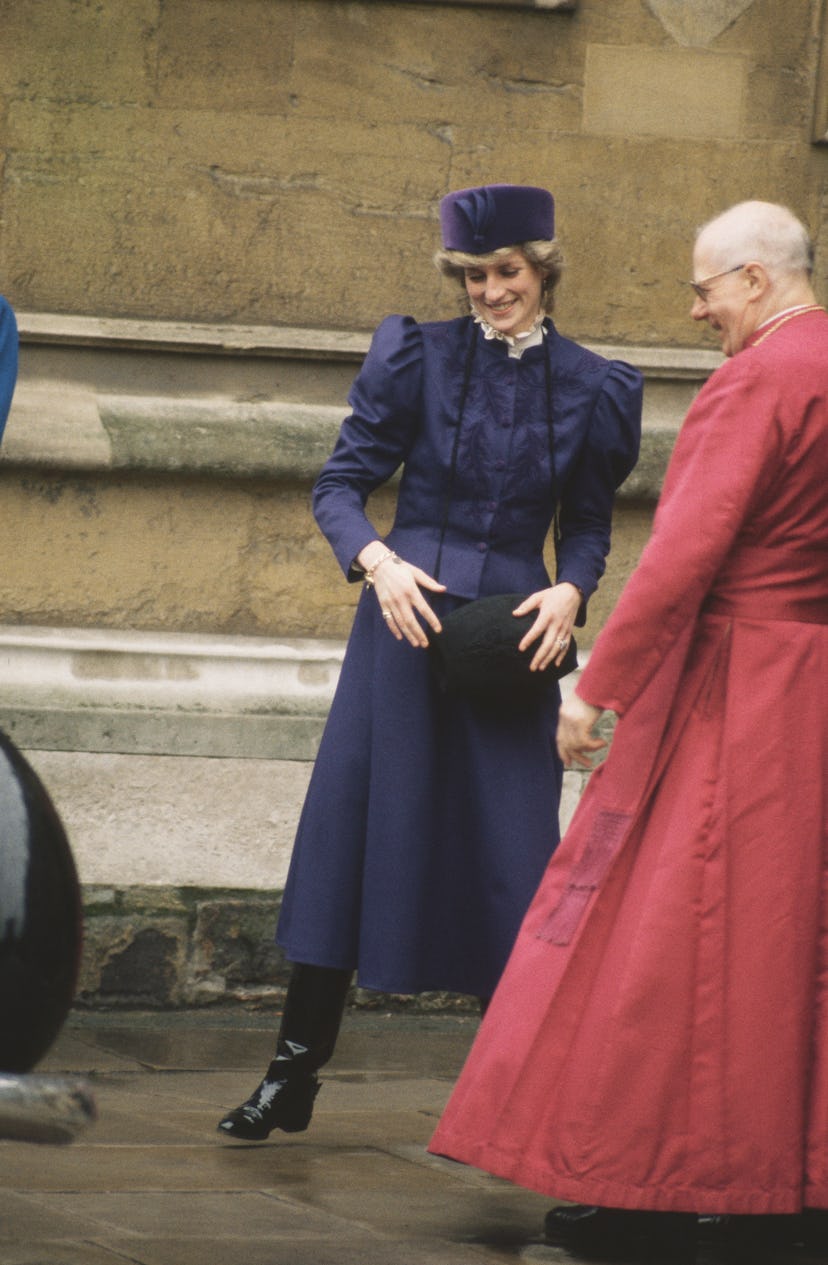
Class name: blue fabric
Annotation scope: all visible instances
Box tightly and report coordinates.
[314,316,642,610]
[277,591,563,996]
[0,298,19,442]
[277,316,642,997]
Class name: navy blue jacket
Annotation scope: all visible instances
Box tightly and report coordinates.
[313,315,642,619]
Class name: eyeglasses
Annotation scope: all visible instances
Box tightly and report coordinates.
[686,264,745,301]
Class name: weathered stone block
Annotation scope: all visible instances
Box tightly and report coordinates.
[3,101,450,326]
[292,2,584,132]
[0,0,157,102]
[77,888,285,1009]
[0,470,263,633]
[189,896,287,1005]
[155,0,294,111]
[24,749,312,886]
[1,1,826,334]
[584,45,746,140]
[74,885,483,1010]
[78,912,189,1008]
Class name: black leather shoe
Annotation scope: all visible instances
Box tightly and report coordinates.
[217,1060,320,1140]
[544,1204,697,1260]
[799,1209,828,1252]
[698,1213,731,1242]
[544,1204,601,1243]
[697,1213,801,1261]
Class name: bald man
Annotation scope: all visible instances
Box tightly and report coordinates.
[429,202,828,1260]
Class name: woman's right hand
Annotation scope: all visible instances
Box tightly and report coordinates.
[358,542,445,648]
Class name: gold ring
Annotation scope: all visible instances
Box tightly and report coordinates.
[382,610,392,620]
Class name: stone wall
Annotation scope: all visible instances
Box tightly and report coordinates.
[74,885,488,1012]
[1,1,826,345]
[0,317,679,642]
[0,0,826,1007]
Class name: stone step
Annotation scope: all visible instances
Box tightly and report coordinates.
[5,312,724,497]
[0,624,343,759]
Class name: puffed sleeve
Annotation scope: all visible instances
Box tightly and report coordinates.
[312,315,424,579]
[0,297,19,442]
[556,359,643,616]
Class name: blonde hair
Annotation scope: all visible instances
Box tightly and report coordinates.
[433,240,564,314]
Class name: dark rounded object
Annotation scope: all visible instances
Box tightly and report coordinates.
[427,592,578,707]
[0,731,81,1072]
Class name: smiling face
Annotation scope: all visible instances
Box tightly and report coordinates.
[689,201,818,357]
[463,249,544,338]
[689,237,764,358]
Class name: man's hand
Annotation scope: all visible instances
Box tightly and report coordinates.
[557,693,607,769]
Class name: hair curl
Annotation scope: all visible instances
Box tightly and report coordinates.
[433,240,564,314]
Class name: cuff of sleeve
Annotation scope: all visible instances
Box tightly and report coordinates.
[557,574,590,626]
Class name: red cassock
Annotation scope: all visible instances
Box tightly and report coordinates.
[429,307,828,1215]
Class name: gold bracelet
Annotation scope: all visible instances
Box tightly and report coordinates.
[363,549,398,588]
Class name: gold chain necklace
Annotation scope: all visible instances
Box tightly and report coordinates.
[751,304,825,347]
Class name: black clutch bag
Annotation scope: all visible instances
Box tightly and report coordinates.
[427,592,577,706]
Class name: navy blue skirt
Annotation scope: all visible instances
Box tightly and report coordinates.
[276,589,563,997]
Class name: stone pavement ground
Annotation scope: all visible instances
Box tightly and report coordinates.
[0,1007,557,1265]
[1,1008,824,1265]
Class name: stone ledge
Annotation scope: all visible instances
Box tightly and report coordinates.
[0,624,344,759]
[96,395,345,479]
[0,624,598,763]
[16,311,722,377]
[16,312,375,361]
[1,385,682,497]
[3,312,721,496]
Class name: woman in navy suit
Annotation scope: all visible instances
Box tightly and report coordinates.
[218,184,643,1141]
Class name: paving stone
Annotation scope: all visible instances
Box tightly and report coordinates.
[0,1189,111,1239]
[0,1010,548,1264]
[37,1030,150,1074]
[44,1189,348,1239]
[0,1246,141,1265]
[105,1236,521,1265]
[47,1011,478,1075]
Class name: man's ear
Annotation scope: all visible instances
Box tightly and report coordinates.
[743,261,770,296]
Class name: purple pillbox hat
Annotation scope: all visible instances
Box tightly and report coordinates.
[439,184,555,254]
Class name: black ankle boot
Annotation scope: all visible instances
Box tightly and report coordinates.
[217,963,352,1142]
[217,1039,320,1140]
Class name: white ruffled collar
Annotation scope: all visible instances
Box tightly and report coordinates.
[472,311,546,358]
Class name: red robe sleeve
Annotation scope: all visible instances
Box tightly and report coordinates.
[578,349,785,716]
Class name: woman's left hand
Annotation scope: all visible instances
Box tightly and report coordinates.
[514,582,582,673]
